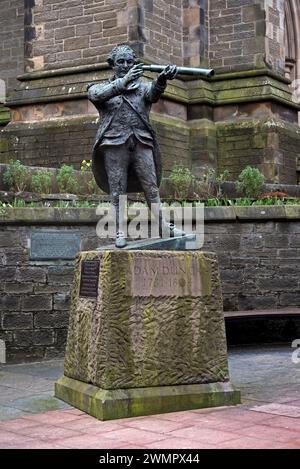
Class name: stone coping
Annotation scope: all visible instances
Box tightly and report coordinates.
[0,205,299,225]
[17,63,290,84]
[6,68,300,110]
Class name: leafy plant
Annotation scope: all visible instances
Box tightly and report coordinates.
[169,164,195,199]
[234,197,254,206]
[56,164,78,194]
[0,196,299,210]
[199,168,229,198]
[31,170,53,194]
[235,166,265,198]
[253,198,285,206]
[206,198,220,206]
[3,160,29,192]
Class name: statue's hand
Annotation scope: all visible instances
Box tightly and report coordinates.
[122,64,144,87]
[157,64,177,84]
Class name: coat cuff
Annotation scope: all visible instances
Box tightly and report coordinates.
[154,78,167,93]
[114,78,127,94]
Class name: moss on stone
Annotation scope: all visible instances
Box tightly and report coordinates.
[63,250,230,391]
[234,205,286,220]
[55,375,240,420]
[0,139,9,151]
[284,206,300,219]
[0,107,10,126]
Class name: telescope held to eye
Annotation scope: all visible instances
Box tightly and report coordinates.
[142,64,215,77]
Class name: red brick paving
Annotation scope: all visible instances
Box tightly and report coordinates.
[0,405,300,449]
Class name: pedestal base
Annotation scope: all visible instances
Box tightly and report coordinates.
[55,376,240,421]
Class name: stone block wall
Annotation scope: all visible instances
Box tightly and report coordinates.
[0,0,24,128]
[23,0,286,74]
[209,0,285,74]
[13,0,288,76]
[0,117,98,167]
[265,0,285,74]
[0,0,24,95]
[24,0,189,73]
[151,113,191,174]
[0,0,299,184]
[209,0,267,72]
[209,0,285,75]
[139,0,184,65]
[0,222,102,363]
[0,112,192,172]
[204,217,300,311]
[212,88,300,184]
[25,0,129,72]
[216,115,300,184]
[0,207,299,362]
[1,72,299,183]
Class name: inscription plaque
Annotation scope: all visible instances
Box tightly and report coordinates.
[79,260,100,298]
[130,256,204,297]
[30,231,81,260]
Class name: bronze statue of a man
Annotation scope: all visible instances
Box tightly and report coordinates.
[87,44,184,247]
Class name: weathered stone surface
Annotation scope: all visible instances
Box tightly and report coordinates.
[55,376,240,421]
[0,268,15,282]
[279,292,300,307]
[47,265,74,285]
[129,254,206,297]
[13,330,55,346]
[0,295,21,311]
[21,295,52,312]
[53,293,71,311]
[0,233,23,248]
[237,294,277,311]
[4,283,34,294]
[16,266,47,283]
[34,311,69,329]
[2,313,33,330]
[64,250,229,390]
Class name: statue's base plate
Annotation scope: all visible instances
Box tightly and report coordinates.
[98,234,197,251]
[55,376,240,421]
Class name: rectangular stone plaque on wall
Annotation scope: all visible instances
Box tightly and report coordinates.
[30,231,81,260]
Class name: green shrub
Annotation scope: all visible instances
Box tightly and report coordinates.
[56,164,77,193]
[31,170,53,194]
[3,160,29,192]
[235,166,265,198]
[169,164,195,199]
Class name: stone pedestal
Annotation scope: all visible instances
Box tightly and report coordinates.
[55,249,240,420]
